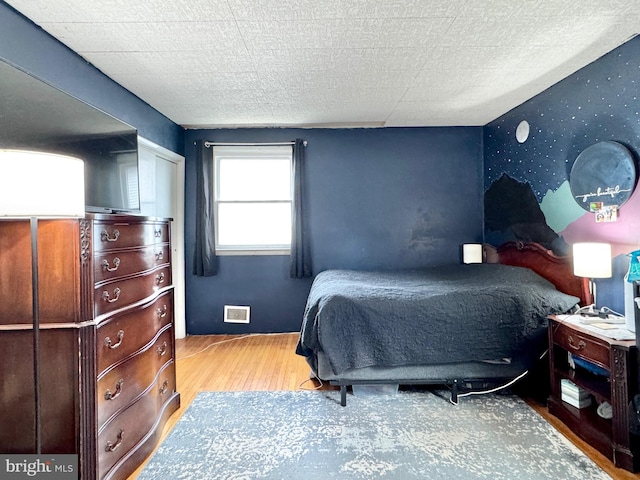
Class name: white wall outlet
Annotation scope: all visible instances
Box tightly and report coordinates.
[224,305,250,323]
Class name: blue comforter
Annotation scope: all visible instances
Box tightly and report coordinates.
[296,264,579,376]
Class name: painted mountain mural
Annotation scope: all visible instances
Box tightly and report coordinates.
[484,174,567,255]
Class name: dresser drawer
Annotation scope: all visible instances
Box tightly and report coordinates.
[97,326,174,428]
[94,244,170,283]
[552,322,610,370]
[94,266,172,317]
[94,222,169,252]
[98,382,162,479]
[97,291,173,374]
[156,361,177,411]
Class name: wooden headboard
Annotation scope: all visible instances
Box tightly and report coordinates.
[493,241,590,306]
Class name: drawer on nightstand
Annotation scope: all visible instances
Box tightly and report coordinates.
[552,323,610,370]
[97,290,173,374]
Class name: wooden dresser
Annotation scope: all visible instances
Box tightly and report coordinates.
[0,214,180,480]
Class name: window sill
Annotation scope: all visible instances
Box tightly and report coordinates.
[216,249,290,256]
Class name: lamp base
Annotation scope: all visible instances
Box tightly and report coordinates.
[30,217,41,454]
[579,277,594,307]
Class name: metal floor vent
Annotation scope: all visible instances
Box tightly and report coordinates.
[224,305,250,323]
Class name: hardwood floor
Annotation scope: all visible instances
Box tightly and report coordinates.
[128,333,640,479]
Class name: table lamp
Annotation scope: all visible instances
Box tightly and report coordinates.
[462,243,483,264]
[0,150,84,453]
[572,242,612,310]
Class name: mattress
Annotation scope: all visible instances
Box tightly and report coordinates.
[296,264,579,376]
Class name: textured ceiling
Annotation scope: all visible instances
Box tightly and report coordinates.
[5,0,639,128]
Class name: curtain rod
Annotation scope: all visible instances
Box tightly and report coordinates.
[204,141,307,148]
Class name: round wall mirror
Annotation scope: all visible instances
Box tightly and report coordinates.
[569,141,637,211]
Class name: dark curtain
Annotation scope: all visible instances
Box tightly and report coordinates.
[290,138,312,278]
[193,140,217,276]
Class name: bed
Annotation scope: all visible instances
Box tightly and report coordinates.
[296,242,587,406]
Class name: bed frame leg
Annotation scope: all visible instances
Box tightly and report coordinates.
[451,380,459,404]
[340,385,347,407]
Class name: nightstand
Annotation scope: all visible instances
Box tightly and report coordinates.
[548,315,639,471]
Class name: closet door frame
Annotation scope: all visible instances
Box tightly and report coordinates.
[138,136,186,338]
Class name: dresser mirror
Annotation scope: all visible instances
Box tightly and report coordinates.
[0,58,133,146]
[0,58,140,213]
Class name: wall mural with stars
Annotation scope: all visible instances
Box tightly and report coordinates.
[483,35,640,311]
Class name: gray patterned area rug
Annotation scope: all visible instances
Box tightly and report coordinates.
[138,390,611,480]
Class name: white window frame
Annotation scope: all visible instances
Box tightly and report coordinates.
[117,152,139,210]
[213,145,293,256]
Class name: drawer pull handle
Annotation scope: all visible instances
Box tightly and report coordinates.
[102,287,121,303]
[159,379,169,395]
[102,257,121,272]
[105,429,124,452]
[101,229,120,242]
[104,330,125,349]
[156,305,167,319]
[155,272,165,285]
[567,335,586,351]
[154,229,162,238]
[157,341,168,357]
[104,379,124,400]
[155,251,164,261]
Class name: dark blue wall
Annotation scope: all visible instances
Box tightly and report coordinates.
[484,36,640,313]
[185,127,483,334]
[0,1,183,154]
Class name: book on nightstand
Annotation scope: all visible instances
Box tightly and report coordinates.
[562,391,593,409]
[561,379,592,409]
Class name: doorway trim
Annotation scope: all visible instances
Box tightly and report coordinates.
[138,136,186,339]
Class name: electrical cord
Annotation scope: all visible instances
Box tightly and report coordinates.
[573,304,624,318]
[176,332,295,361]
[178,334,550,398]
[298,371,324,390]
[177,332,325,389]
[598,306,624,317]
[448,349,549,405]
[449,369,530,405]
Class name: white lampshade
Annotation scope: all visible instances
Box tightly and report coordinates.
[572,242,612,278]
[0,150,84,217]
[462,243,483,264]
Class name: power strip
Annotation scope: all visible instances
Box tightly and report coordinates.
[579,314,625,325]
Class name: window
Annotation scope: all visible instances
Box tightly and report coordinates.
[213,145,293,255]
[118,152,139,211]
